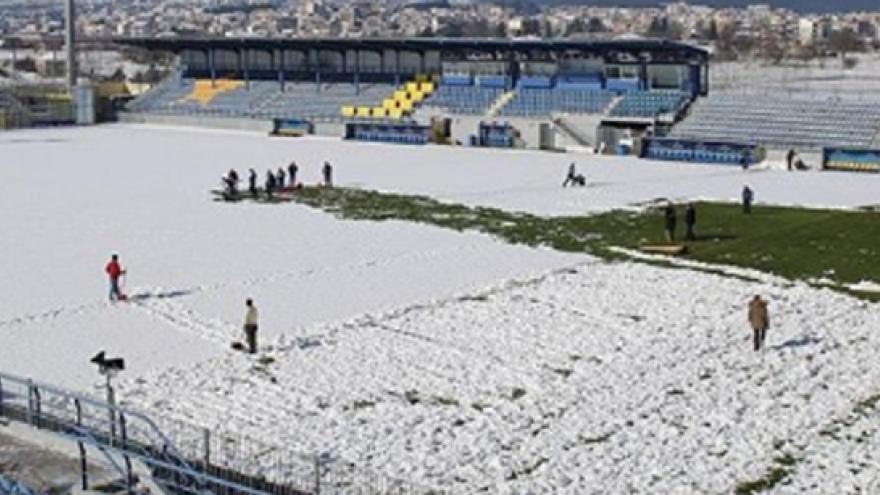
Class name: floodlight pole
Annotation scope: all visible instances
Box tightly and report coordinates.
[64,0,78,91]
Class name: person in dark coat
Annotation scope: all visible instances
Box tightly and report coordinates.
[288,161,299,188]
[786,149,796,171]
[277,167,286,190]
[742,185,754,215]
[265,170,276,198]
[563,162,577,187]
[684,203,696,241]
[748,295,769,352]
[248,168,257,198]
[664,203,677,243]
[322,161,333,188]
[222,169,239,199]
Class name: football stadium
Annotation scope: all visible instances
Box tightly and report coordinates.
[2,23,880,495]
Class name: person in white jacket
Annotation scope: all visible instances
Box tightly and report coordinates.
[243,299,259,354]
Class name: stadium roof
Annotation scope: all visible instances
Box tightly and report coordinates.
[110,36,708,63]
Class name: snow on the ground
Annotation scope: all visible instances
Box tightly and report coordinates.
[121,261,880,494]
[0,125,580,388]
[1,124,879,493]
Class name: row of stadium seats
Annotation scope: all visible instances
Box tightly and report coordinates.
[609,91,690,118]
[422,85,504,115]
[341,79,436,119]
[671,94,880,149]
[498,88,616,117]
[128,78,401,120]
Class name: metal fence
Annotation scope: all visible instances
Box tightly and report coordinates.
[0,371,449,495]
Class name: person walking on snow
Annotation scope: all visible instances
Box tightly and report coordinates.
[322,161,333,188]
[277,166,286,190]
[248,169,257,198]
[243,298,259,354]
[742,185,754,215]
[748,295,769,352]
[684,203,696,241]
[288,161,298,188]
[105,254,126,302]
[664,203,677,243]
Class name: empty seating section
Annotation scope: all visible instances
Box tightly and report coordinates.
[423,85,503,115]
[670,94,880,149]
[499,88,615,117]
[255,83,394,120]
[610,91,690,118]
[127,78,399,120]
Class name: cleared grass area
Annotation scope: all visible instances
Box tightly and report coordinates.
[223,187,880,300]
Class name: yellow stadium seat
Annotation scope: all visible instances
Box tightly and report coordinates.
[394,90,408,101]
[383,99,398,110]
[405,82,419,93]
[388,108,403,119]
[341,106,355,118]
[399,100,413,112]
[356,106,372,117]
[372,108,387,118]
[409,91,424,102]
[420,82,435,93]
[181,79,244,105]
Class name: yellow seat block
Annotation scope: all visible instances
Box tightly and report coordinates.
[409,91,424,102]
[356,106,372,117]
[399,100,413,112]
[383,99,398,110]
[405,82,419,93]
[394,90,408,100]
[388,108,403,119]
[420,82,435,93]
[341,106,355,117]
[372,108,387,118]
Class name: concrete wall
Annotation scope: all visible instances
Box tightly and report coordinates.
[119,112,274,133]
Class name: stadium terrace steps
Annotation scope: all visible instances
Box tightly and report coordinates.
[671,94,880,150]
[421,85,503,115]
[497,88,616,117]
[127,79,401,121]
[608,90,690,119]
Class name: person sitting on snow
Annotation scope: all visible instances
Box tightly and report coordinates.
[563,163,587,187]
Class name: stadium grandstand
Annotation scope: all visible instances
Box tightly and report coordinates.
[18,33,877,159]
[669,93,880,150]
[115,36,709,148]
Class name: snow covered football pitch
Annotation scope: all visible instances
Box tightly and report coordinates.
[1,124,880,493]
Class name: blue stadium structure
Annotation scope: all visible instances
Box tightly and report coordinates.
[118,36,708,124]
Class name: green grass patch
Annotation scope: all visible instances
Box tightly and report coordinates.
[233,187,880,299]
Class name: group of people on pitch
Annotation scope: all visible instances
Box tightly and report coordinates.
[222,160,334,199]
[662,185,755,243]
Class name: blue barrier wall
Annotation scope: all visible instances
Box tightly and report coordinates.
[822,147,880,173]
[345,121,431,145]
[641,137,762,166]
[272,118,314,136]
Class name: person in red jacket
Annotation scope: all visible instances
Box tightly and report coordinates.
[105,254,126,301]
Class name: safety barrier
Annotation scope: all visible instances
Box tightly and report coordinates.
[822,147,880,173]
[641,137,764,166]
